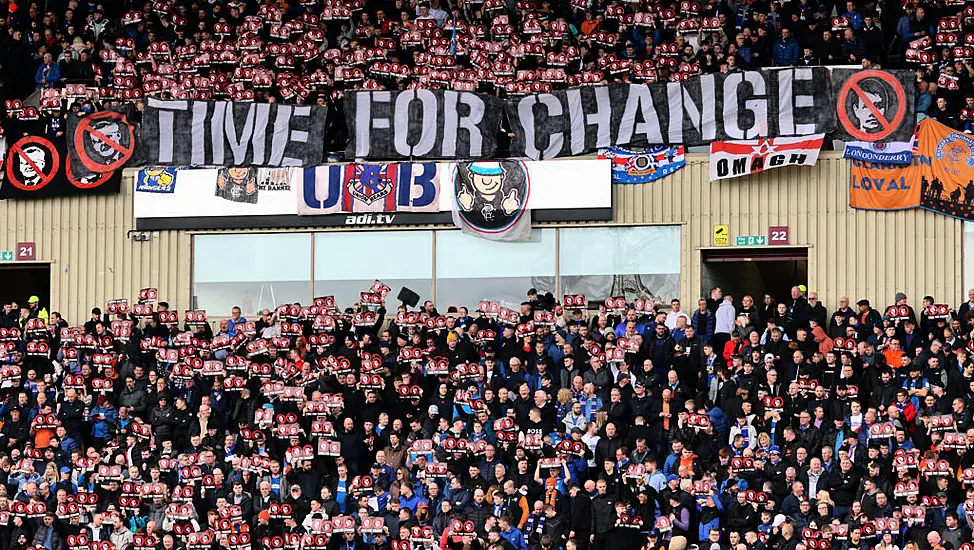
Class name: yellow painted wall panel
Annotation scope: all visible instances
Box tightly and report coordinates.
[610,152,963,308]
[0,153,962,323]
[0,170,191,325]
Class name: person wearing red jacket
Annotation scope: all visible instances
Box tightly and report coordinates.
[722,332,744,363]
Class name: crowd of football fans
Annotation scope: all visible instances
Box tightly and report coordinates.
[3,0,974,144]
[0,284,972,550]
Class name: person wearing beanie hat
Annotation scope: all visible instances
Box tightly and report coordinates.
[890,292,918,326]
[149,392,176,444]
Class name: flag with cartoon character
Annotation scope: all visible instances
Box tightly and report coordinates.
[216,167,259,204]
[451,161,532,242]
[136,168,177,193]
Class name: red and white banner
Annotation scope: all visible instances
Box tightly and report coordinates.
[709,134,825,181]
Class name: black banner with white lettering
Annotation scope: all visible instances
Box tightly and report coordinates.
[140,99,328,167]
[343,89,505,160]
[505,68,835,160]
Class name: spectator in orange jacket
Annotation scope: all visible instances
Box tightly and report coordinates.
[811,324,834,355]
[883,339,906,369]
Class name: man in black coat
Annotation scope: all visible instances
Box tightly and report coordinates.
[594,423,623,467]
[56,389,85,443]
[0,408,28,450]
[855,300,883,337]
[568,483,592,549]
[148,394,176,444]
[284,484,311,525]
[2,30,32,100]
[828,457,863,519]
[589,479,615,550]
[541,504,567,549]
[288,459,323,498]
[229,481,254,521]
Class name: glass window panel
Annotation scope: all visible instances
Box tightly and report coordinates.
[436,229,555,309]
[559,226,681,304]
[314,231,433,310]
[193,234,312,317]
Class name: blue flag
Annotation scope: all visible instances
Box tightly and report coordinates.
[599,146,686,184]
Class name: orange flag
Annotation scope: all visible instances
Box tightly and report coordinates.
[850,119,974,220]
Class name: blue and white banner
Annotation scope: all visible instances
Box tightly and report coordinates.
[843,140,914,165]
[136,168,177,193]
[299,163,440,214]
[598,146,685,184]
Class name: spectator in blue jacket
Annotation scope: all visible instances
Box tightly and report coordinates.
[773,28,801,66]
[498,515,527,550]
[88,396,118,448]
[734,34,755,69]
[34,53,61,88]
[692,299,715,343]
[227,306,248,337]
[841,1,863,31]
[896,4,917,47]
[9,465,43,498]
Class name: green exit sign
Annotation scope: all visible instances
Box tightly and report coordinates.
[736,235,767,246]
[0,251,13,261]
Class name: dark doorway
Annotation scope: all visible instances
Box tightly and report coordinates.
[701,248,808,306]
[0,264,51,311]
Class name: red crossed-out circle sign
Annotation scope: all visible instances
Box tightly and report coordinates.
[6,136,59,191]
[837,70,907,142]
[73,111,134,173]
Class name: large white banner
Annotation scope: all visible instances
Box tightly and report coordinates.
[133,167,300,218]
[436,158,610,212]
[135,159,611,221]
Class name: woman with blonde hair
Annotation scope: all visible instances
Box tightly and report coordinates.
[734,315,755,338]
[41,463,57,486]
[592,410,608,433]
[739,295,760,327]
[554,388,573,424]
